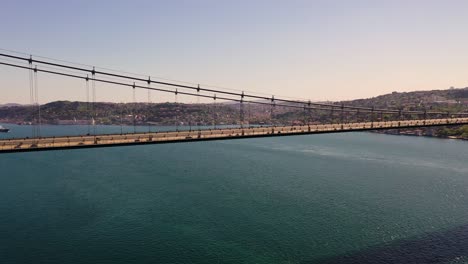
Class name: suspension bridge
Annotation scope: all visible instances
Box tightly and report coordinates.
[1,51,468,153]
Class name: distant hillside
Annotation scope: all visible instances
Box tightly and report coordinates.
[0,101,241,126]
[0,87,467,139]
[0,103,23,108]
[342,87,468,113]
[340,87,468,139]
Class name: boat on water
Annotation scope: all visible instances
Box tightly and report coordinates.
[0,125,10,133]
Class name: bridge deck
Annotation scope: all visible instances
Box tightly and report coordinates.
[1,118,467,153]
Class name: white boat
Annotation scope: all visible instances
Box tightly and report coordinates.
[0,125,9,133]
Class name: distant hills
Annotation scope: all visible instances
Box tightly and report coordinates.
[0,87,467,138]
[0,103,23,108]
[343,87,468,111]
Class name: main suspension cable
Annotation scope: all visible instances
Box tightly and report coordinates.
[2,60,467,117]
[1,52,433,115]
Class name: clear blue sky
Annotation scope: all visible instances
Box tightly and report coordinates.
[1,0,468,104]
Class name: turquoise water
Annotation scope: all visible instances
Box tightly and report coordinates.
[1,125,468,263]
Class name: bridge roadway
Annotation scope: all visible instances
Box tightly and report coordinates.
[1,118,468,153]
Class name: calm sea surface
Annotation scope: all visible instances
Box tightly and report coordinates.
[1,124,468,263]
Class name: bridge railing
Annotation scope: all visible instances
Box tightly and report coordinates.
[1,51,468,141]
